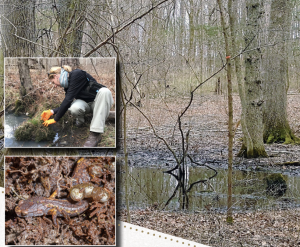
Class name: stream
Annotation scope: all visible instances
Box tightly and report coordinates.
[117,166,300,212]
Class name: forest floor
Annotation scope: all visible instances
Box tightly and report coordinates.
[5,68,115,147]
[119,208,300,247]
[120,92,300,247]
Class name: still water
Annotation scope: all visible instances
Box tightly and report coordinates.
[118,166,300,212]
[5,113,51,147]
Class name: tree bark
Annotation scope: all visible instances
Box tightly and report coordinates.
[17,58,32,96]
[1,0,36,57]
[238,0,267,158]
[263,0,297,144]
[229,0,254,159]
[217,0,234,223]
[56,0,87,56]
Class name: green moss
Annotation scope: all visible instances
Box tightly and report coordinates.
[28,118,40,126]
[14,120,55,142]
[237,143,268,158]
[14,99,25,115]
[266,134,274,144]
[264,173,287,196]
[226,216,234,224]
[264,126,300,144]
[284,134,293,144]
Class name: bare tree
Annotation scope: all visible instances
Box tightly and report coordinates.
[217,0,234,224]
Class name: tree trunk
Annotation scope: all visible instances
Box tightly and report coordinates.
[1,0,36,57]
[263,0,297,144]
[56,0,87,56]
[17,58,32,96]
[238,0,267,158]
[229,0,254,159]
[217,0,234,223]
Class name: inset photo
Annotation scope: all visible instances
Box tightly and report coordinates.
[4,57,116,148]
[5,156,115,245]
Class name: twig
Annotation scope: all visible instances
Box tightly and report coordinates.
[11,187,26,200]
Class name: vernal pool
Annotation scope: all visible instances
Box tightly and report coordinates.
[117,166,300,212]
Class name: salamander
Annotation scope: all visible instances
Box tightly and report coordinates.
[69,182,110,203]
[71,157,115,185]
[71,158,92,185]
[14,157,114,226]
[15,196,89,226]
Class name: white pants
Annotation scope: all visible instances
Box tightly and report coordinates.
[68,87,114,133]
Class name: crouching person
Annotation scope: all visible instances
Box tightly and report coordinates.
[42,65,114,147]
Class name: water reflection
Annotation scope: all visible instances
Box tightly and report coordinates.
[118,166,300,212]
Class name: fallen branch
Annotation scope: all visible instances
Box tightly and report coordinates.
[275,161,300,166]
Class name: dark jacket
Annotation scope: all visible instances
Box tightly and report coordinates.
[53,69,105,122]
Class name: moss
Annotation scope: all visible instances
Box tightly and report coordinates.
[28,118,40,126]
[226,216,234,224]
[14,119,55,142]
[264,173,287,196]
[237,143,268,158]
[14,99,25,115]
[264,126,300,144]
[266,134,274,144]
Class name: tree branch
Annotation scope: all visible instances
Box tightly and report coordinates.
[84,0,171,57]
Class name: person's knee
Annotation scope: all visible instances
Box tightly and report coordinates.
[100,87,112,97]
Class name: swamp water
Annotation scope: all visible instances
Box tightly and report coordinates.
[118,166,300,212]
[5,113,58,147]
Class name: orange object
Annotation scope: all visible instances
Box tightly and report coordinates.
[41,109,53,121]
[226,55,231,59]
[43,119,56,127]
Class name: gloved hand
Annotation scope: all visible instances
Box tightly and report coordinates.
[41,110,53,121]
[43,119,56,127]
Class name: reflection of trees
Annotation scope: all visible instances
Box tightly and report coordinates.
[163,156,217,209]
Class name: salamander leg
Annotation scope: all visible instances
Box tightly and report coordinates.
[58,208,71,222]
[48,208,59,227]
